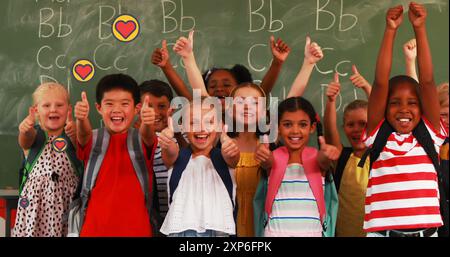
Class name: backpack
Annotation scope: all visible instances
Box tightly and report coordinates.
[358,119,448,236]
[333,147,353,192]
[19,125,83,195]
[67,128,161,237]
[168,146,237,220]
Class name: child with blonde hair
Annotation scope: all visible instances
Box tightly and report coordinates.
[13,82,82,237]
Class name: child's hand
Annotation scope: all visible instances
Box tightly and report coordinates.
[270,36,291,63]
[220,125,239,160]
[74,91,90,121]
[403,38,417,61]
[151,40,170,68]
[64,106,76,139]
[173,30,194,58]
[19,106,36,134]
[349,65,371,90]
[408,2,427,28]
[140,96,156,127]
[326,73,341,103]
[318,136,340,161]
[304,36,323,65]
[159,116,178,156]
[255,135,273,170]
[386,5,404,30]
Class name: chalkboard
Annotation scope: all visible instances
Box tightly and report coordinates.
[0,0,448,188]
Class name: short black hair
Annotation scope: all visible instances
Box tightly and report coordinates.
[388,75,422,108]
[96,73,140,105]
[139,79,174,101]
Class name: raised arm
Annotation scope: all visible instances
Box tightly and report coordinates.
[152,40,193,101]
[18,106,37,151]
[64,106,77,146]
[403,38,418,81]
[349,65,372,98]
[367,5,403,133]
[173,31,209,97]
[159,117,179,169]
[260,36,291,94]
[287,36,323,98]
[74,91,93,147]
[139,96,157,148]
[220,125,240,168]
[324,73,343,152]
[409,2,440,130]
[317,136,341,174]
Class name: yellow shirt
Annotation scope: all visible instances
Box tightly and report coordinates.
[336,153,369,237]
[235,152,261,237]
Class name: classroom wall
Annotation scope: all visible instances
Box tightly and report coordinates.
[0,0,448,188]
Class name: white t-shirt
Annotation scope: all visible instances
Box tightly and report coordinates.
[160,155,236,235]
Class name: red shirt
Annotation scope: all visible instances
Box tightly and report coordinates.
[77,131,157,237]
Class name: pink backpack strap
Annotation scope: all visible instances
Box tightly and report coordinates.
[265,146,289,216]
[264,146,326,222]
[302,147,326,221]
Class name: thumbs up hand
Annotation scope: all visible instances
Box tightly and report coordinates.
[349,65,371,89]
[159,116,179,156]
[304,36,324,65]
[270,35,291,63]
[19,106,37,135]
[220,124,240,165]
[151,39,170,68]
[173,30,194,58]
[255,134,274,170]
[326,73,341,103]
[140,95,156,127]
[75,91,90,121]
[318,136,340,162]
[64,106,76,143]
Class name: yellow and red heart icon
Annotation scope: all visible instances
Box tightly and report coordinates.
[72,59,95,82]
[112,14,139,42]
[52,137,67,153]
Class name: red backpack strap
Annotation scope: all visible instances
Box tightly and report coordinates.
[265,146,289,217]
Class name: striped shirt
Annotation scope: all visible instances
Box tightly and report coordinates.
[265,163,324,237]
[154,136,169,218]
[362,118,447,232]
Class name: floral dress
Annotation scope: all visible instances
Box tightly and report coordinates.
[12,135,79,237]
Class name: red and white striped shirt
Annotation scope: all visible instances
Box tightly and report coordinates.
[362,118,447,232]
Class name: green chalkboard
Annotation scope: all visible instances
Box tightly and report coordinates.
[0,0,448,188]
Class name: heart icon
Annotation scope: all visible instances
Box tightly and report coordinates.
[53,138,67,153]
[75,64,93,80]
[115,21,136,39]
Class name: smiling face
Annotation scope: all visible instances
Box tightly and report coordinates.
[141,93,170,132]
[231,86,265,128]
[185,105,219,155]
[386,82,421,134]
[278,110,316,152]
[206,70,238,108]
[343,108,367,152]
[36,90,70,135]
[96,89,138,134]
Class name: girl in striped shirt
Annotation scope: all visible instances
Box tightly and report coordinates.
[364,3,447,237]
[264,97,340,237]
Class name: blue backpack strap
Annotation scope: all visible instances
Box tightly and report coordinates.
[168,147,192,204]
[334,147,353,192]
[210,147,234,206]
[79,128,110,225]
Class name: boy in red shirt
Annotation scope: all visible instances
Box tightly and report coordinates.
[74,74,158,237]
